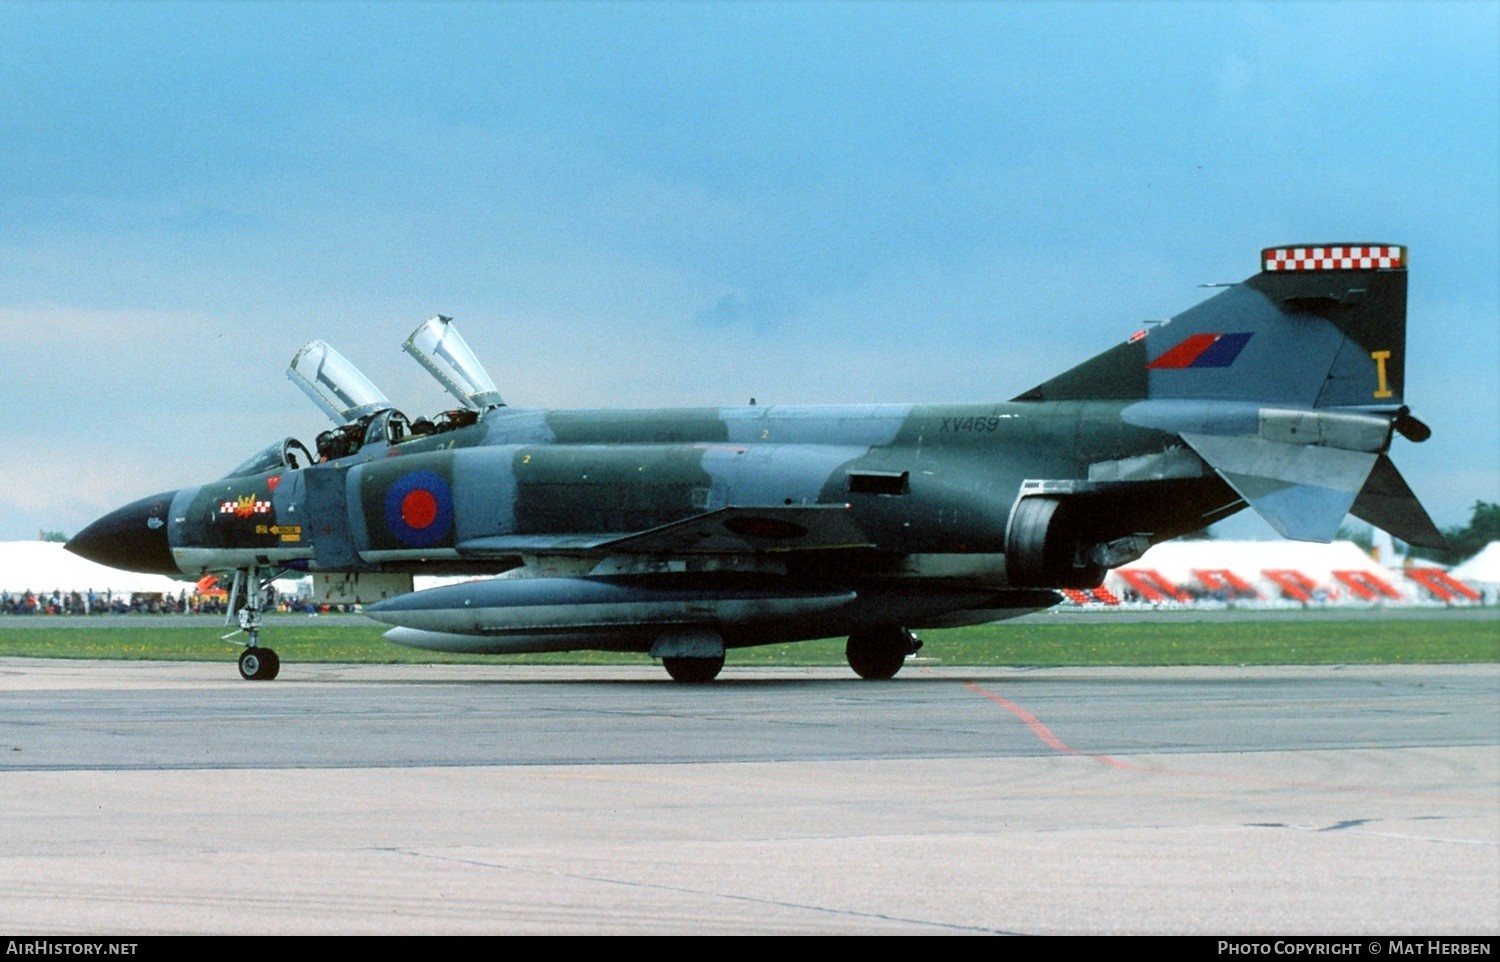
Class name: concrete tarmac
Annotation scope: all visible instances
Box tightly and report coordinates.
[1,658,1496,935]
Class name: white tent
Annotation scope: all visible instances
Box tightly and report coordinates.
[1105,539,1423,605]
[1119,539,1390,585]
[1450,542,1500,587]
[0,541,193,595]
[0,541,306,598]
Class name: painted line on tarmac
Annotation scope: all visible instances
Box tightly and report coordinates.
[949,673,1498,807]
[960,679,1148,771]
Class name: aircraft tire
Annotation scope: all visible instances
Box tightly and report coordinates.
[846,626,915,680]
[238,647,280,681]
[662,654,724,684]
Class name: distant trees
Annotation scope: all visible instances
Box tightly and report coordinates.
[1410,501,1500,566]
[38,530,68,543]
[1441,501,1500,564]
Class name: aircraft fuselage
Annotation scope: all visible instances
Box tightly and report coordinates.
[137,400,1228,585]
[66,245,1438,680]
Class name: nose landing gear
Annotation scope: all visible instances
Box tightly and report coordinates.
[223,565,281,681]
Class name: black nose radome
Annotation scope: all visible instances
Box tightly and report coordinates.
[66,491,179,575]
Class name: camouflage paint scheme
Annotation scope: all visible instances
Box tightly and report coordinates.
[68,244,1442,681]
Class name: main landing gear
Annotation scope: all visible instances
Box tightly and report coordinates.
[223,565,280,681]
[657,626,922,683]
[662,653,726,684]
[846,625,922,680]
[653,627,727,683]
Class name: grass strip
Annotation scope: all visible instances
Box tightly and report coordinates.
[0,612,1494,666]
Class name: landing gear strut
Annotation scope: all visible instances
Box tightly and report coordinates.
[223,565,280,681]
[846,625,921,680]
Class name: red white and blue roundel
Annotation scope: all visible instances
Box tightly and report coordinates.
[383,471,454,548]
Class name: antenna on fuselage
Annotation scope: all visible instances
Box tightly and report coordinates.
[402,316,505,410]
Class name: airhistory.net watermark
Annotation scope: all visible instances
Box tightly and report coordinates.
[6,944,137,956]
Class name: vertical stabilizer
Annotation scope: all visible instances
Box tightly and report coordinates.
[1246,245,1408,409]
[1017,244,1409,410]
[1014,243,1441,547]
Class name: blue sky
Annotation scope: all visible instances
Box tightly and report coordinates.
[2,1,1496,544]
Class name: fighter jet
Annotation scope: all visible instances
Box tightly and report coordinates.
[67,243,1442,682]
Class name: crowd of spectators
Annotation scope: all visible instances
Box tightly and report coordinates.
[0,589,328,616]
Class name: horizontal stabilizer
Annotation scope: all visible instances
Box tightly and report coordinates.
[1350,455,1446,549]
[1181,433,1377,542]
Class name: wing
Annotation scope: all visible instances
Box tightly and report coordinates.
[454,504,872,558]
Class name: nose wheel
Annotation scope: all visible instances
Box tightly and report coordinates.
[238,646,280,681]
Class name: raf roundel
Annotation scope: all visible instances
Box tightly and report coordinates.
[383,471,454,548]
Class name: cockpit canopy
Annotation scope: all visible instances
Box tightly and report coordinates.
[223,437,315,479]
[403,316,504,410]
[279,321,499,465]
[287,340,392,424]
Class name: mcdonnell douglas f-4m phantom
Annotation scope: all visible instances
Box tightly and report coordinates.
[67,243,1443,682]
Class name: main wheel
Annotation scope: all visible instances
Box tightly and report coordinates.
[238,647,280,681]
[846,626,918,680]
[662,654,725,683]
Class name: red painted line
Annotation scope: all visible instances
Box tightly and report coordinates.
[962,680,1146,771]
[936,672,1496,804]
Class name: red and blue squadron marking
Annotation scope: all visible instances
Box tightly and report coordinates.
[1148,332,1253,370]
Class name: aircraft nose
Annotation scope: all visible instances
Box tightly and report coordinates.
[65,491,180,575]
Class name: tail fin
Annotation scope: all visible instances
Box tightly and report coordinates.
[1017,244,1408,408]
[1015,244,1443,548]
